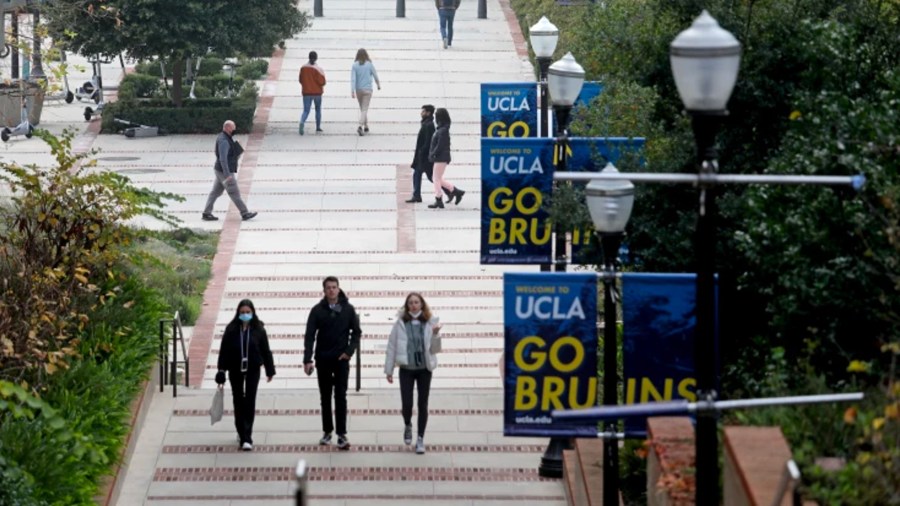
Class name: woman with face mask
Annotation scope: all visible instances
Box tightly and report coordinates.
[215,299,276,451]
[383,293,442,454]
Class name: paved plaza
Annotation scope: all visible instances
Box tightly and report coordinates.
[3,0,569,504]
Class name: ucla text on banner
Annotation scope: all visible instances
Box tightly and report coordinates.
[621,273,718,435]
[503,272,598,437]
[481,83,537,138]
[481,137,555,264]
[566,137,646,264]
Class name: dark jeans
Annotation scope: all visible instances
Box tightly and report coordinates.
[438,9,456,45]
[228,366,261,444]
[399,368,433,437]
[316,358,350,435]
[412,164,433,198]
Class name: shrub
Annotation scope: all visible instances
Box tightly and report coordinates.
[118,73,161,99]
[237,59,269,80]
[195,74,246,98]
[101,98,256,134]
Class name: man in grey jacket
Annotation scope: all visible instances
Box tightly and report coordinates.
[202,120,258,221]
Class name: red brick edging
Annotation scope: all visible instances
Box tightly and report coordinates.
[187,48,286,387]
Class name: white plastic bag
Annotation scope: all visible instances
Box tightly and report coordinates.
[430,317,442,354]
[209,388,224,425]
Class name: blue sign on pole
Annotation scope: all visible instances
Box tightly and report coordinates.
[503,272,598,437]
[621,273,718,435]
[481,137,555,264]
[552,81,604,135]
[481,83,538,138]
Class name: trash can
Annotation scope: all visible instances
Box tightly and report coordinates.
[0,81,46,127]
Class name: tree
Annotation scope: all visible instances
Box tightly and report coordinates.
[45,0,309,105]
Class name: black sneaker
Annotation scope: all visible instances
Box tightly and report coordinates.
[241,211,258,221]
[316,128,324,133]
[357,126,363,136]
[403,424,413,445]
[319,432,333,445]
[201,213,218,221]
[364,126,369,133]
[336,434,350,450]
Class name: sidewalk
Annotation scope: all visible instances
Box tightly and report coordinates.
[11,0,562,503]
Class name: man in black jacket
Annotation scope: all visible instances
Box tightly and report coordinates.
[202,120,258,221]
[407,105,451,203]
[303,276,361,450]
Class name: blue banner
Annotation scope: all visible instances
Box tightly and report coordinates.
[552,81,604,136]
[481,83,538,138]
[504,272,598,437]
[481,137,555,264]
[621,273,718,435]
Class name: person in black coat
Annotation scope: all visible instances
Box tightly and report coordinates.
[303,276,362,450]
[215,299,275,451]
[407,105,436,203]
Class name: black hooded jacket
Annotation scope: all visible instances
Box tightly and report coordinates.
[217,321,275,377]
[412,115,436,172]
[303,289,361,363]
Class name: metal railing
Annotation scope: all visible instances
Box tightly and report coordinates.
[158,311,189,397]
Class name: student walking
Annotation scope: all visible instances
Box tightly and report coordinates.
[202,120,258,221]
[436,0,461,49]
[303,277,362,450]
[215,299,275,451]
[384,293,442,454]
[428,107,465,209]
[350,49,381,136]
[299,50,327,135]
[407,104,436,203]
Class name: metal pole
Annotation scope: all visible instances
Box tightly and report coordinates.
[295,460,308,506]
[538,57,552,273]
[552,171,865,188]
[601,233,623,505]
[11,13,19,79]
[30,9,44,79]
[314,0,323,17]
[396,0,405,17]
[690,112,723,506]
[172,320,178,397]
[477,0,487,19]
[159,320,165,393]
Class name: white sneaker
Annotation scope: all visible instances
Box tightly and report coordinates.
[415,436,425,454]
[442,37,448,49]
[241,442,253,451]
[404,424,413,445]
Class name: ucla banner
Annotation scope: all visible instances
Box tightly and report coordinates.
[504,272,598,437]
[481,137,555,264]
[553,81,604,136]
[481,83,538,138]
[621,273,718,434]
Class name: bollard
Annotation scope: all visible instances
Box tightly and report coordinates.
[478,0,486,19]
[314,0,323,17]
[295,460,308,506]
[396,0,405,17]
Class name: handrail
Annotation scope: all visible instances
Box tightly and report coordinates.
[158,311,190,397]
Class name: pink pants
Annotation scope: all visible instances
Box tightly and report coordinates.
[433,162,454,199]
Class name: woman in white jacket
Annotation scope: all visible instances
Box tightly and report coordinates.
[384,292,442,454]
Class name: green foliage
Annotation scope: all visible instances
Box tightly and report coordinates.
[101,99,256,134]
[118,73,162,100]
[237,59,269,80]
[195,74,246,97]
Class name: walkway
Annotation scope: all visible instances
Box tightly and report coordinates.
[11,0,561,503]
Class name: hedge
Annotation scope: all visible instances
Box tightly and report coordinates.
[100,98,256,134]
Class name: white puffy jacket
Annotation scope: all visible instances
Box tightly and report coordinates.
[384,310,440,374]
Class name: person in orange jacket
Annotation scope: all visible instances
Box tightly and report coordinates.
[299,51,326,135]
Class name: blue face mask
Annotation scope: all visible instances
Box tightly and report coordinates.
[239,313,253,322]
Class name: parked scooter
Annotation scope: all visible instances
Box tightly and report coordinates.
[83,55,112,121]
[114,118,166,138]
[1,81,34,142]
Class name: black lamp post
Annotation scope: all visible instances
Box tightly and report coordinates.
[314,0,323,17]
[478,0,486,19]
[669,10,741,505]
[536,51,585,479]
[586,163,634,506]
[529,16,559,139]
[396,0,405,18]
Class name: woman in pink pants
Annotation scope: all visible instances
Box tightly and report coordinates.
[427,108,464,209]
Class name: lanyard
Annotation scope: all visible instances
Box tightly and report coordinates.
[240,328,250,363]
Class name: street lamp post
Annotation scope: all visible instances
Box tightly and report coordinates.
[528,16,558,139]
[535,52,585,479]
[585,163,634,506]
[396,0,405,17]
[669,10,741,505]
[314,0,323,17]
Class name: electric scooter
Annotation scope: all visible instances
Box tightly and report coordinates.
[1,81,34,142]
[114,118,166,138]
[83,55,112,121]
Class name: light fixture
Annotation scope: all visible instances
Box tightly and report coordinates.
[586,163,635,234]
[547,52,585,108]
[529,16,559,59]
[669,10,741,112]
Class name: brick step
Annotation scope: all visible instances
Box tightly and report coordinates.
[563,439,624,506]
